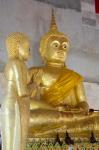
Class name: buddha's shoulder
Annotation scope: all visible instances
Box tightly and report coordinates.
[10,59,24,64]
[4,59,23,71]
[64,67,84,81]
[28,66,44,78]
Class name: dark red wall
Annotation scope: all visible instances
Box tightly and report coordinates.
[95,0,99,14]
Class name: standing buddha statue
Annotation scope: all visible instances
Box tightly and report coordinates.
[1,32,30,150]
[28,11,99,139]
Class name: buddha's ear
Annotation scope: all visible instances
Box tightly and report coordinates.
[41,56,47,65]
[41,58,44,64]
[39,47,46,64]
[17,43,21,57]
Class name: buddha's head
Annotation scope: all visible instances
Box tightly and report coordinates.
[6,32,30,61]
[40,10,70,67]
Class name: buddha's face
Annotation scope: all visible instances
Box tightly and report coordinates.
[19,39,30,61]
[44,36,69,65]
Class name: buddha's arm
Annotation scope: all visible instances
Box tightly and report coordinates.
[58,82,89,114]
[74,82,89,113]
[27,67,43,97]
[28,67,42,84]
[27,67,35,84]
[13,60,28,97]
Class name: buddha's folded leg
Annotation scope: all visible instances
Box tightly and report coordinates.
[29,109,73,137]
[28,110,99,138]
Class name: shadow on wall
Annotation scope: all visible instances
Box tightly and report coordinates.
[34,0,81,11]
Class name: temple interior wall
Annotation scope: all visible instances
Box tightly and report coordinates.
[0,0,99,109]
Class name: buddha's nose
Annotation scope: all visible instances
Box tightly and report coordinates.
[59,45,63,50]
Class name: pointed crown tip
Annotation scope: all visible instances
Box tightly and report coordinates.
[50,9,58,31]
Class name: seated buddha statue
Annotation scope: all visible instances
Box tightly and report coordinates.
[28,11,99,139]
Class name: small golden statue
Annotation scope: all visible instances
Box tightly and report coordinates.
[1,32,30,150]
[28,11,99,139]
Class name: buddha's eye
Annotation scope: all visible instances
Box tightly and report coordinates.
[53,43,58,48]
[51,41,60,49]
[62,42,69,50]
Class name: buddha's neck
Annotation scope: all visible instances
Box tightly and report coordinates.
[46,61,65,68]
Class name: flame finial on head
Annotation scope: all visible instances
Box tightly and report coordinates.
[50,9,58,31]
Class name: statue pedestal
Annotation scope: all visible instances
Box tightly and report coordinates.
[26,138,99,150]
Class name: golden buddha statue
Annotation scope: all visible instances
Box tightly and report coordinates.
[1,32,30,150]
[28,11,99,139]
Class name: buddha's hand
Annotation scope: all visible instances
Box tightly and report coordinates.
[57,104,73,112]
[57,102,89,115]
[27,83,37,98]
[74,101,89,114]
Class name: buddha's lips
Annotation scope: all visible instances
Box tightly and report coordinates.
[57,52,65,58]
[57,53,64,56]
[57,55,65,60]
